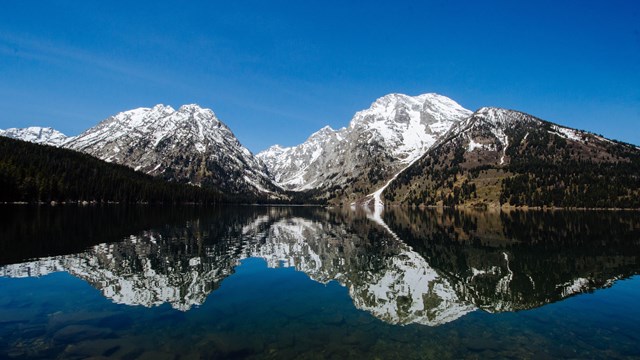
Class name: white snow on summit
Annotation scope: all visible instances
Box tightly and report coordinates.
[0,126,68,146]
[62,104,278,195]
[352,93,471,162]
[257,93,472,193]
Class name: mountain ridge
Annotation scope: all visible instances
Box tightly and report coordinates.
[2,94,638,207]
[0,126,68,146]
[256,93,472,203]
[61,104,282,197]
[384,107,640,208]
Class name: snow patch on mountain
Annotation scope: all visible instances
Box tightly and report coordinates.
[0,126,68,146]
[364,154,424,220]
[352,93,470,163]
[257,93,471,194]
[550,125,583,142]
[63,104,279,195]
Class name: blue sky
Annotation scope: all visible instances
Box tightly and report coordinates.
[0,0,638,152]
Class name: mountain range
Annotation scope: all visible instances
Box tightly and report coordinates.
[256,93,471,203]
[385,107,640,208]
[0,126,68,146]
[2,93,639,207]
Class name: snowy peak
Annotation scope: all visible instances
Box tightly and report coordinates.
[447,107,590,150]
[349,93,471,162]
[257,145,287,164]
[263,144,285,154]
[384,104,640,208]
[66,103,228,155]
[3,103,281,197]
[309,125,336,140]
[110,104,175,123]
[175,104,222,127]
[357,93,470,126]
[471,107,539,127]
[0,126,68,146]
[178,103,208,112]
[64,104,280,196]
[86,104,222,137]
[257,92,471,198]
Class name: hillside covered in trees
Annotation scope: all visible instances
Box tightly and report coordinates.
[385,108,640,209]
[0,137,227,204]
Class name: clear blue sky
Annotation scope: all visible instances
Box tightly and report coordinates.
[0,0,638,152]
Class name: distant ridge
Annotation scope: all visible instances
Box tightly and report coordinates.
[257,93,471,204]
[384,107,640,208]
[3,94,639,208]
[63,104,282,197]
[0,126,68,146]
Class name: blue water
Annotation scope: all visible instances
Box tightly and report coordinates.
[0,206,639,359]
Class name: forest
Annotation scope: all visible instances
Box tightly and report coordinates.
[0,137,226,204]
[385,122,640,209]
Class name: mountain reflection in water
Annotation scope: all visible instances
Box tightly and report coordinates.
[1,206,639,327]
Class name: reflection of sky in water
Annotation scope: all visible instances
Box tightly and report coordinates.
[0,207,639,358]
[1,261,639,359]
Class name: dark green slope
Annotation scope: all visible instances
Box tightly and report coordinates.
[385,108,640,209]
[0,136,225,203]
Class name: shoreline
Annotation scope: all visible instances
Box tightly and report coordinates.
[1,201,638,211]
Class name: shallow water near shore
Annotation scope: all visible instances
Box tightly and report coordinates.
[1,205,639,359]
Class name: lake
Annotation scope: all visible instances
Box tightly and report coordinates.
[0,205,639,359]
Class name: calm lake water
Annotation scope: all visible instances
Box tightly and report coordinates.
[0,205,639,359]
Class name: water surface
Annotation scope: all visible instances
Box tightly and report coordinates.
[0,206,639,359]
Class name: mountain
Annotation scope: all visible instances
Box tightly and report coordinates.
[385,107,640,208]
[63,104,280,197]
[0,136,223,204]
[0,126,68,146]
[5,95,638,207]
[257,93,471,204]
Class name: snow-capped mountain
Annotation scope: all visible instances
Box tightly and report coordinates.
[257,93,471,202]
[0,126,68,146]
[257,126,344,190]
[63,104,280,196]
[384,107,640,208]
[431,106,632,169]
[6,95,637,205]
